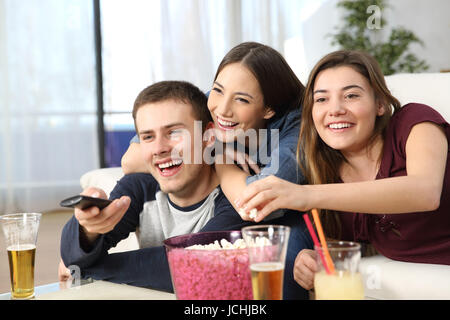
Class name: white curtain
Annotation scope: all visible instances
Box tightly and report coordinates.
[0,0,99,213]
[100,0,319,114]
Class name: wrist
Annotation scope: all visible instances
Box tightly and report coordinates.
[79,225,99,251]
[301,184,317,211]
[304,184,330,211]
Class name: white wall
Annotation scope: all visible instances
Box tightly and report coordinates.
[285,0,450,83]
[386,0,450,73]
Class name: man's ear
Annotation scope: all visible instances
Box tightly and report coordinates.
[203,121,216,147]
[263,107,276,120]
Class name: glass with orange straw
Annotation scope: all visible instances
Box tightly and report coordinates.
[304,209,365,300]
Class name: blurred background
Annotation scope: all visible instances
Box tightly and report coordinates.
[1,0,449,214]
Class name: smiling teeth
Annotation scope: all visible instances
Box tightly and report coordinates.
[329,123,352,129]
[218,118,238,127]
[158,159,183,169]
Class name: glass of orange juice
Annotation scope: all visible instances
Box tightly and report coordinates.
[314,241,364,300]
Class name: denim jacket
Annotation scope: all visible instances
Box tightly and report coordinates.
[246,108,305,186]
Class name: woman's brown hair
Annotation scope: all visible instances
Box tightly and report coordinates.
[214,42,305,119]
[297,50,401,238]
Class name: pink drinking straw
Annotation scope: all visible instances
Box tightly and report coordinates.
[302,213,332,275]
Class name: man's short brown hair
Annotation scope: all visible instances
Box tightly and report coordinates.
[132,81,211,131]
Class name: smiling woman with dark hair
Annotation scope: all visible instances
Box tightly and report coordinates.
[208,42,306,220]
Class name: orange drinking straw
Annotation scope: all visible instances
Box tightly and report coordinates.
[302,213,331,275]
[311,209,335,274]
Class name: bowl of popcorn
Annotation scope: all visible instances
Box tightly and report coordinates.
[163,230,253,300]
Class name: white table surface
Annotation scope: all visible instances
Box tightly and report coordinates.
[0,280,176,300]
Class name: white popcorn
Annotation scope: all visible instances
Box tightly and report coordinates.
[185,236,271,250]
[186,238,248,250]
[244,236,272,248]
[249,208,258,219]
[231,238,247,249]
[238,208,258,219]
[220,238,233,249]
[255,236,271,246]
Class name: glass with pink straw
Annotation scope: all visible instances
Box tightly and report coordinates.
[303,210,364,300]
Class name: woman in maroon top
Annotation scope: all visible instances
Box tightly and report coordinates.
[234,50,449,290]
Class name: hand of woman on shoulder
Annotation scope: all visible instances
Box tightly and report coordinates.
[218,144,261,175]
[234,175,309,222]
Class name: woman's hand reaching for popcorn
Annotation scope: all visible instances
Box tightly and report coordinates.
[234,175,311,222]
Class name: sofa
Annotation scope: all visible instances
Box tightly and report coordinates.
[80,72,450,299]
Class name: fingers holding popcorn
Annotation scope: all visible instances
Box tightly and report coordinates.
[235,175,308,221]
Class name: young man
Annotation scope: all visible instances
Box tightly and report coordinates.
[60,81,312,299]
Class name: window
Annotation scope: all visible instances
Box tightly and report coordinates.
[0,0,98,212]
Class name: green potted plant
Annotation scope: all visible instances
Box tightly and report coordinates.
[329,0,428,75]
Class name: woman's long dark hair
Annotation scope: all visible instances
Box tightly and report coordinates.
[214,42,305,119]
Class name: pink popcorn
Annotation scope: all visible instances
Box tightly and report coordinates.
[165,232,254,300]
